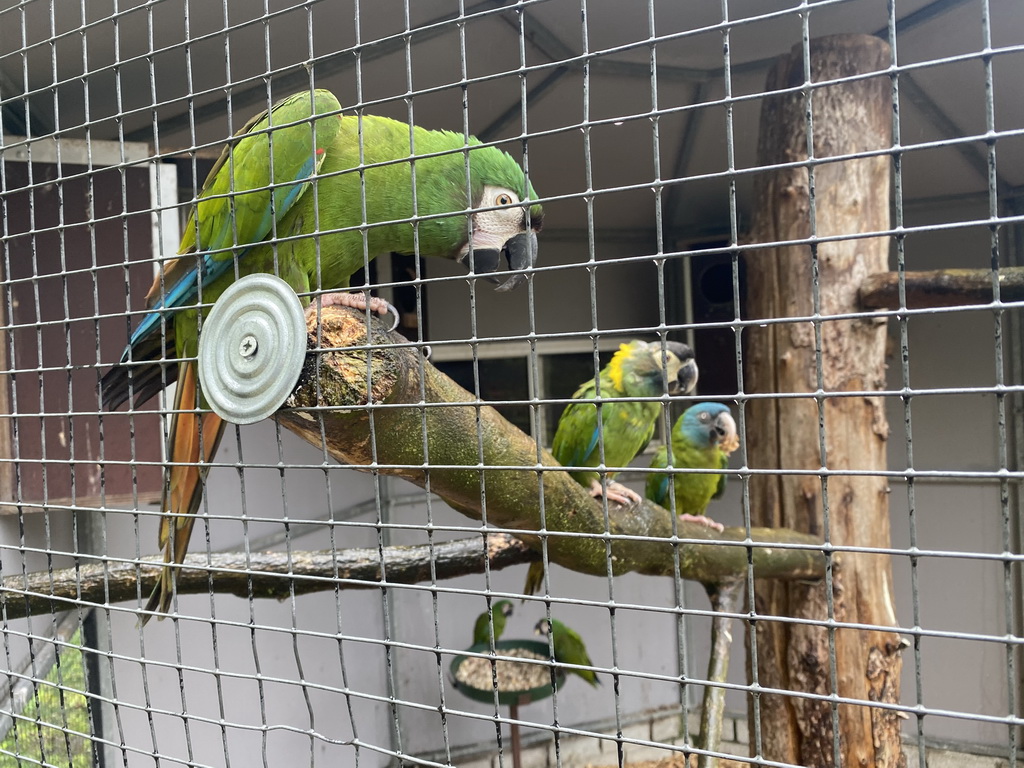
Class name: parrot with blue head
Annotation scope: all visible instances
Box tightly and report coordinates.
[645,402,739,531]
[100,89,542,621]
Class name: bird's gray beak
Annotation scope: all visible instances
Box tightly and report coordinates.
[494,230,538,292]
[674,358,699,395]
[660,341,698,395]
[460,248,503,278]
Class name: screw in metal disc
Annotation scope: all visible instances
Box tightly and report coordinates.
[197,273,307,425]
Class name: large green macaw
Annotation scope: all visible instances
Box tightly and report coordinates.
[472,600,514,646]
[645,402,739,531]
[100,89,542,621]
[522,340,697,596]
[535,618,600,687]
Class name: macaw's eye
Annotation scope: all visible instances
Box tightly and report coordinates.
[699,413,710,422]
[495,193,513,206]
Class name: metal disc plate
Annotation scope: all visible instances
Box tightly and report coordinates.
[197,273,307,425]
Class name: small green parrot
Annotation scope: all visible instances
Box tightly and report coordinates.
[535,618,600,687]
[552,340,698,505]
[645,402,739,531]
[472,600,514,646]
[100,89,542,621]
[521,340,697,596]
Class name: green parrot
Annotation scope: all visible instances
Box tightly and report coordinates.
[552,340,698,505]
[535,618,600,687]
[521,340,697,596]
[472,600,514,646]
[645,402,739,532]
[100,89,542,621]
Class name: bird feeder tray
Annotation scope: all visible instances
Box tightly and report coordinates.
[197,272,308,425]
[450,639,564,707]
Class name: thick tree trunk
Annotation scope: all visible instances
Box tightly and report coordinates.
[743,35,905,768]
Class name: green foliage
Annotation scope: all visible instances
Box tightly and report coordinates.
[0,632,93,768]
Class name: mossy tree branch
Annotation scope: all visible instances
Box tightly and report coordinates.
[1,307,824,622]
[275,306,826,585]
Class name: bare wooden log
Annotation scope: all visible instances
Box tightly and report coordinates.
[859,267,1024,309]
[696,578,744,768]
[275,306,828,587]
[743,34,905,768]
[0,534,537,621]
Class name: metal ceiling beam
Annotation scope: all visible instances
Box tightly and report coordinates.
[898,72,1011,198]
[0,69,52,137]
[478,65,570,142]
[664,80,709,234]
[124,0,500,143]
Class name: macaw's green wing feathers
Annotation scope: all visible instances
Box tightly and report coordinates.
[148,90,343,313]
[181,90,342,265]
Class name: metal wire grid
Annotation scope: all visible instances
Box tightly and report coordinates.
[0,0,1020,767]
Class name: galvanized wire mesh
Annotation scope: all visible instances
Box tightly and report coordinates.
[0,0,1021,767]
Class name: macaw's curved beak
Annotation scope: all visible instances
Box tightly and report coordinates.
[460,230,539,292]
[494,229,538,293]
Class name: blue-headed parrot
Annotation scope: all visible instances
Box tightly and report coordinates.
[521,340,697,596]
[535,618,600,687]
[100,89,543,621]
[472,600,514,646]
[645,402,739,531]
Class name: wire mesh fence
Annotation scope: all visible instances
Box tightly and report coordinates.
[0,0,1021,767]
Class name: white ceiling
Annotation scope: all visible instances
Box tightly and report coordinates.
[1,0,1022,239]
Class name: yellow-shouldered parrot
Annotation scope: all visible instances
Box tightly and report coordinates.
[522,340,697,596]
[101,89,542,621]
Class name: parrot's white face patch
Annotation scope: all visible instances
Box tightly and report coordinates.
[465,185,528,252]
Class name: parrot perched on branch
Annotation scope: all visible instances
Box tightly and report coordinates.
[521,340,697,596]
[100,89,542,621]
[552,340,698,505]
[645,402,739,532]
[535,618,600,688]
[472,600,514,646]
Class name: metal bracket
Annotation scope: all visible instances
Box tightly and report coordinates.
[197,273,307,425]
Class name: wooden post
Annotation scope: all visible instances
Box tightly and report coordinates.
[743,35,906,767]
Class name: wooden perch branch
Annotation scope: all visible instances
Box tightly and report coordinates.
[274,306,826,585]
[859,267,1024,310]
[0,534,537,621]
[2,307,825,621]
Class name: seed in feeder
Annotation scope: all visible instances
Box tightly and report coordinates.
[455,648,552,692]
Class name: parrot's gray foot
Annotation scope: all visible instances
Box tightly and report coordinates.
[588,479,642,507]
[310,291,400,331]
[678,513,724,532]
